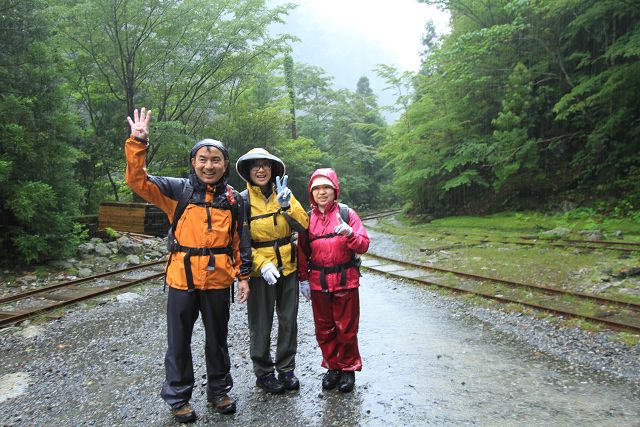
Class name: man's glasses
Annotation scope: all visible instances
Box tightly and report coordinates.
[251,163,271,171]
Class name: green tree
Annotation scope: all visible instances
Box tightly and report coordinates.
[53,0,297,203]
[385,0,640,215]
[0,0,85,265]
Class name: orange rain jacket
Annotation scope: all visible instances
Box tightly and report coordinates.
[125,136,251,290]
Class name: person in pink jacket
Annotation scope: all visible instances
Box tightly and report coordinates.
[297,168,370,393]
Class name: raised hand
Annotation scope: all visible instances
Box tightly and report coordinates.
[334,211,353,236]
[127,107,152,140]
[276,175,292,208]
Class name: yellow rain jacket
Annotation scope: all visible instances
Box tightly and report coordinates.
[236,148,309,277]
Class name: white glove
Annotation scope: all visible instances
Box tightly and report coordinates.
[334,211,352,236]
[299,280,311,300]
[260,262,280,285]
[276,175,292,208]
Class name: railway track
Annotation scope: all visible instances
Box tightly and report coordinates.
[0,261,166,328]
[0,210,399,329]
[362,253,640,334]
[360,209,402,221]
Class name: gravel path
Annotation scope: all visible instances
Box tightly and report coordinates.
[1,227,640,426]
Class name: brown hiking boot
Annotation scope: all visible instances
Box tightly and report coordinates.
[172,403,196,423]
[208,394,236,414]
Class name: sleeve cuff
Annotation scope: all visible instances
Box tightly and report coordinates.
[131,135,148,144]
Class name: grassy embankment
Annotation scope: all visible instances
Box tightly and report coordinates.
[365,210,640,343]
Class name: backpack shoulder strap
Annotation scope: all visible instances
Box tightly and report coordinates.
[240,189,251,225]
[337,202,350,224]
[227,185,240,237]
[171,181,194,235]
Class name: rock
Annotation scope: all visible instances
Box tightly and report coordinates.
[562,200,575,213]
[542,228,571,237]
[119,240,144,255]
[19,325,45,338]
[77,268,93,278]
[126,255,141,265]
[577,230,602,241]
[94,243,112,257]
[0,373,30,404]
[116,292,141,303]
[47,260,73,270]
[15,275,37,285]
[611,230,623,237]
[619,288,640,295]
[78,242,93,253]
[621,267,640,277]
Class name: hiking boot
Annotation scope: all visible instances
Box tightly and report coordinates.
[322,370,340,390]
[338,371,355,393]
[256,374,285,394]
[208,394,236,415]
[172,403,196,423]
[278,371,300,391]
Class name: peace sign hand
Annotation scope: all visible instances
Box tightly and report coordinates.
[334,211,353,236]
[127,107,152,140]
[276,175,291,208]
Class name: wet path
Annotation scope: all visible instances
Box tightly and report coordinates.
[1,226,640,426]
[357,274,640,426]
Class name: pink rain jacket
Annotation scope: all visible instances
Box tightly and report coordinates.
[297,168,369,292]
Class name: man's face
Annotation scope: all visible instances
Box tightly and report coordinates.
[191,146,229,185]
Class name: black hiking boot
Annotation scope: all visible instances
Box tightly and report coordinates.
[322,370,340,390]
[256,374,285,394]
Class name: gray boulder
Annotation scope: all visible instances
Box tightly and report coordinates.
[77,267,93,278]
[94,243,112,257]
[126,254,141,265]
[78,242,95,254]
[119,240,144,255]
[542,227,571,237]
[578,230,603,241]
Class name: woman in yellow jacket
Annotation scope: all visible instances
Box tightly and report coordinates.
[236,148,309,393]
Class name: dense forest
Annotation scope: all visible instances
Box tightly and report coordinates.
[0,0,638,265]
[384,0,640,217]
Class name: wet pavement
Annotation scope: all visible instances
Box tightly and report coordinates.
[1,226,640,426]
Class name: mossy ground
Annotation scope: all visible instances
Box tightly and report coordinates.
[366,211,640,341]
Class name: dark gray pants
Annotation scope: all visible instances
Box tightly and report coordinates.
[247,271,299,379]
[161,286,232,408]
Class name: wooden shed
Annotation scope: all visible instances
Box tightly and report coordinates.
[98,202,170,237]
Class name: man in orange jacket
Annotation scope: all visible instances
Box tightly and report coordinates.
[126,108,251,423]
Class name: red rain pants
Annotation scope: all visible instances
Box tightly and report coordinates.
[310,288,362,371]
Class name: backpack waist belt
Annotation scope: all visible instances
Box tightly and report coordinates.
[252,236,295,270]
[171,245,233,292]
[309,258,358,291]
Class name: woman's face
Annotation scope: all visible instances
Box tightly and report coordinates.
[312,184,335,212]
[249,159,272,191]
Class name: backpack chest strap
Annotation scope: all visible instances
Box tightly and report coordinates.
[252,236,295,269]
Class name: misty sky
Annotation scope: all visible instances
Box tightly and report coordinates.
[303,0,449,72]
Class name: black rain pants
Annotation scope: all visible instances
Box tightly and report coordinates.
[160,286,233,408]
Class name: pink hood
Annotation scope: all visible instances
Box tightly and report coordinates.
[308,168,340,207]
